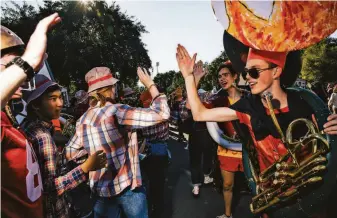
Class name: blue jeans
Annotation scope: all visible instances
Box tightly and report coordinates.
[93,186,148,218]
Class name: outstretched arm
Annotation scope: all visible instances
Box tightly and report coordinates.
[0,13,61,108]
[176,44,238,122]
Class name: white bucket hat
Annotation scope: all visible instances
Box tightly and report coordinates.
[85,67,119,93]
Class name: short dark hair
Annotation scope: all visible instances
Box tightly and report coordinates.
[267,62,278,69]
[26,85,61,117]
[217,62,239,84]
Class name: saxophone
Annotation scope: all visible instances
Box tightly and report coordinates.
[249,91,330,215]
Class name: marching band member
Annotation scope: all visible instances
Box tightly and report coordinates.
[176,43,337,217]
[191,60,248,218]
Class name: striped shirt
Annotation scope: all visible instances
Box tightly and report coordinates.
[65,95,170,197]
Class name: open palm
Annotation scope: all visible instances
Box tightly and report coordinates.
[176,44,197,79]
[23,13,61,71]
[193,60,206,82]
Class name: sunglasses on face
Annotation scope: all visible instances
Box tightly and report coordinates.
[242,66,276,80]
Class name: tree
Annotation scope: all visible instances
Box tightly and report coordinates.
[153,70,176,92]
[301,38,337,83]
[1,0,152,90]
[199,51,228,91]
[168,72,185,95]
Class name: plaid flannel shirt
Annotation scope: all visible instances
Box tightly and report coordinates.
[22,119,86,218]
[66,95,170,197]
[141,121,169,142]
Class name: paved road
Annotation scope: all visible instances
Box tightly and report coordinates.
[163,129,254,218]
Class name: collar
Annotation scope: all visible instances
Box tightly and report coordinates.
[30,117,55,135]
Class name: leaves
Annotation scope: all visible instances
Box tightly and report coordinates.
[199,51,228,91]
[1,0,151,90]
[301,38,337,83]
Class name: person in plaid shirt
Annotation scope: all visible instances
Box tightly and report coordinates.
[139,90,169,218]
[21,74,107,218]
[66,67,170,218]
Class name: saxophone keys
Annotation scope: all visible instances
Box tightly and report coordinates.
[273,178,287,186]
[274,171,289,178]
[276,162,296,170]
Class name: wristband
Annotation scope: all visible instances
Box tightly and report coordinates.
[148,83,156,90]
[5,57,35,80]
[152,93,165,102]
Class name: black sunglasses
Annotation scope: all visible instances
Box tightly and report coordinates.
[242,66,276,80]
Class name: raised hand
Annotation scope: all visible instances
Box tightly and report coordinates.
[176,44,197,79]
[137,67,154,89]
[22,13,61,71]
[193,60,207,84]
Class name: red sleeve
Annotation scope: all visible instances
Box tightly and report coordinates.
[1,126,5,142]
[235,111,249,125]
[1,112,8,142]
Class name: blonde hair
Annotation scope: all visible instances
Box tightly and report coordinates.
[334,86,337,93]
[89,86,114,107]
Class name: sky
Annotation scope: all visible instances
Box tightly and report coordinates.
[115,1,225,76]
[114,0,337,76]
[11,0,337,77]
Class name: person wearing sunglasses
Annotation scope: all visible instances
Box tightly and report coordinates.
[176,44,337,217]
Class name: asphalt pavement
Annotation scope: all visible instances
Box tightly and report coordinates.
[163,128,255,218]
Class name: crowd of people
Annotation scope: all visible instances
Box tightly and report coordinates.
[1,10,337,218]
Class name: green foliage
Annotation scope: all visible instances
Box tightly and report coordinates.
[153,70,184,95]
[301,38,337,83]
[199,51,228,90]
[153,70,176,92]
[153,51,228,96]
[1,0,151,90]
[168,72,185,94]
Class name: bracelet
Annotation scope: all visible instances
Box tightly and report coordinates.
[5,57,35,80]
[152,93,165,102]
[148,83,156,90]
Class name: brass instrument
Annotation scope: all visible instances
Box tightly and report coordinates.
[250,92,330,214]
[206,88,243,151]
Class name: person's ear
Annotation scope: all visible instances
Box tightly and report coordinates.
[272,67,282,79]
[233,73,238,81]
